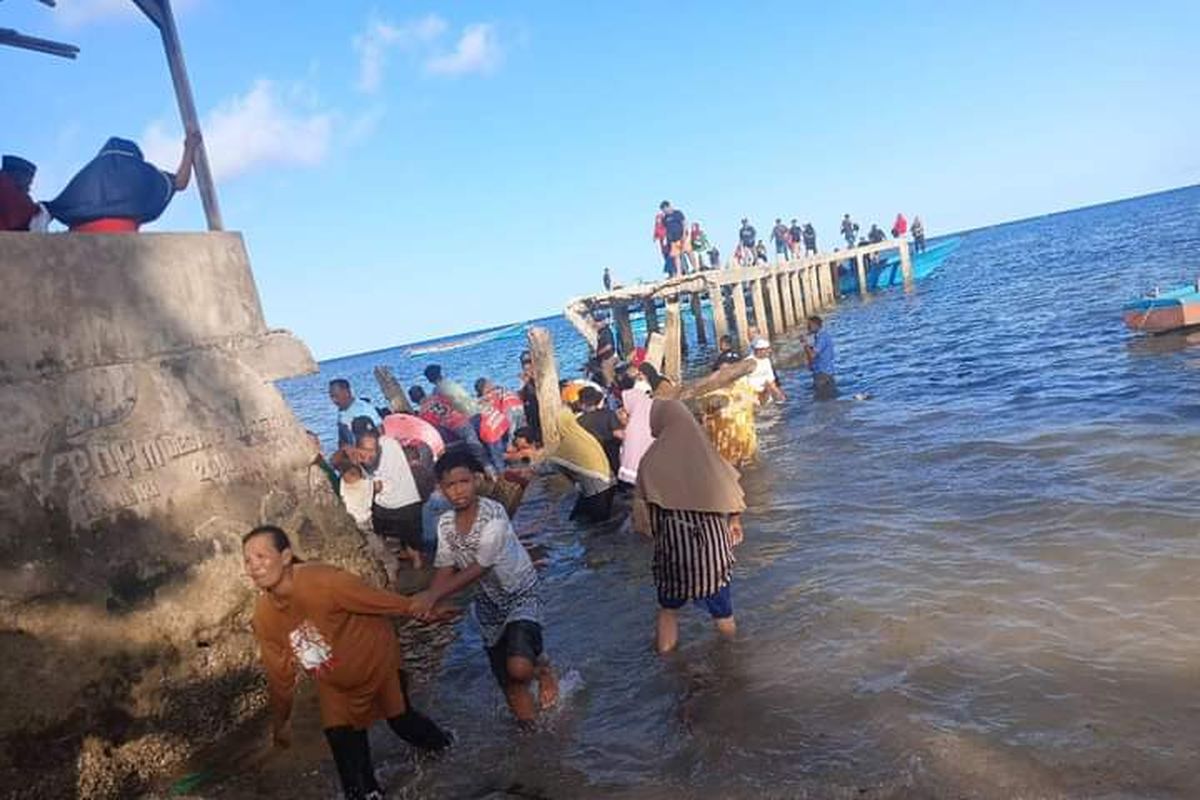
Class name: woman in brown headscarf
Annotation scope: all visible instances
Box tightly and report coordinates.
[633,399,746,653]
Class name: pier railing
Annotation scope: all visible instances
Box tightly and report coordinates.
[565,238,914,382]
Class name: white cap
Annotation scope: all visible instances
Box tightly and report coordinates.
[752,337,770,350]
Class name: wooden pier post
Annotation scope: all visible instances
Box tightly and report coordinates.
[750,272,768,338]
[689,292,708,346]
[855,253,868,298]
[765,270,785,336]
[527,327,563,450]
[642,296,659,335]
[789,267,805,321]
[644,331,666,372]
[731,272,751,350]
[374,365,413,413]
[663,298,683,384]
[710,283,729,345]
[779,270,797,329]
[824,260,837,306]
[899,238,914,290]
[612,301,635,358]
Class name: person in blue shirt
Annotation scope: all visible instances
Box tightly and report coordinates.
[329,378,382,447]
[804,316,837,400]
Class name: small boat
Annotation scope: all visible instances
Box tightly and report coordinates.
[837,237,961,296]
[1123,282,1200,334]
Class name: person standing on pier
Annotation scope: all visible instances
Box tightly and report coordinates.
[603,267,613,291]
[633,399,746,653]
[841,214,858,248]
[803,222,818,255]
[659,200,687,276]
[243,526,455,800]
[788,219,804,259]
[737,218,757,266]
[330,379,382,448]
[804,315,837,400]
[891,212,908,239]
[770,218,790,261]
[911,216,926,254]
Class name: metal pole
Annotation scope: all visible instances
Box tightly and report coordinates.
[136,0,223,230]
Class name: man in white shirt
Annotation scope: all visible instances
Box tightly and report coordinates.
[355,429,424,569]
[745,338,787,405]
[329,378,382,448]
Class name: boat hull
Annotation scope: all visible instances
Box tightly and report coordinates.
[1122,286,1200,334]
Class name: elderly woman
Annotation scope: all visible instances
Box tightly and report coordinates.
[633,400,746,653]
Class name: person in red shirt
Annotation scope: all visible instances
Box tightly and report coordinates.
[891,212,908,239]
[0,155,40,231]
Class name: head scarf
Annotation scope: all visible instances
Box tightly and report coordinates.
[618,387,654,484]
[45,137,175,227]
[635,399,744,514]
[547,408,611,481]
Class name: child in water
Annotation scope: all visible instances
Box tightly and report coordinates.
[411,450,559,724]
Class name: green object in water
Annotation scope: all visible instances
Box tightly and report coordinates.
[169,771,211,796]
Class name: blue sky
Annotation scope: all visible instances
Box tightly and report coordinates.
[6,0,1199,358]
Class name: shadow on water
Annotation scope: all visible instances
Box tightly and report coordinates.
[257,187,1200,799]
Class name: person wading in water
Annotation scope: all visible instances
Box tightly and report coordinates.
[244,526,455,800]
[633,399,746,653]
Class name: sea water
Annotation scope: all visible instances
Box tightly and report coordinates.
[274,186,1200,799]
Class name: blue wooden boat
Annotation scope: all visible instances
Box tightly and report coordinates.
[837,237,961,296]
[1123,282,1200,334]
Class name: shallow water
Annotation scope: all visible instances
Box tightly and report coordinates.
[267,187,1200,799]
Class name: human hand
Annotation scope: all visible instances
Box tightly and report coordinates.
[409,590,437,620]
[728,515,745,547]
[425,603,461,623]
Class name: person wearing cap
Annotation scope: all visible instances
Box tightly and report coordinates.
[0,155,47,231]
[745,337,786,405]
[804,315,837,400]
[45,133,199,232]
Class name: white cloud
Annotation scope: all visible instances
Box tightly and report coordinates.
[425,23,503,77]
[354,14,448,93]
[141,79,332,182]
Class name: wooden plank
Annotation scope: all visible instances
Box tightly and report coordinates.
[663,299,683,384]
[678,358,755,401]
[898,237,914,290]
[731,274,751,350]
[750,275,768,339]
[373,365,413,413]
[612,301,635,358]
[689,291,708,346]
[527,327,563,450]
[765,270,784,336]
[710,285,729,345]
[644,331,666,371]
[642,296,660,335]
[855,253,868,298]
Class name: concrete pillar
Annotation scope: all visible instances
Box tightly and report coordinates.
[750,273,768,338]
[731,273,751,350]
[663,298,683,384]
[710,284,729,345]
[689,291,708,346]
[642,296,659,336]
[855,253,868,298]
[899,238,914,290]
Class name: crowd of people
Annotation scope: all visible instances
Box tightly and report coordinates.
[612,200,926,285]
[1,135,199,232]
[262,307,841,798]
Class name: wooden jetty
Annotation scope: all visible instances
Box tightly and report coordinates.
[564,238,914,383]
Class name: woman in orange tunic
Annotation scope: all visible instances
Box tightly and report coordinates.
[244,526,453,800]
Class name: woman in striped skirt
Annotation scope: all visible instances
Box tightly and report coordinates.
[633,399,746,653]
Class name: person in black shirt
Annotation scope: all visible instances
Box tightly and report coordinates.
[711,334,743,371]
[841,214,858,248]
[659,200,686,276]
[770,218,789,260]
[803,222,817,255]
[737,218,756,265]
[788,219,804,258]
[576,386,624,477]
[603,267,612,291]
[517,350,542,445]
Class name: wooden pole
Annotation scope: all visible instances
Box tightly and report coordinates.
[642,296,659,335]
[855,253,868,298]
[827,260,840,306]
[644,331,666,372]
[527,327,563,450]
[750,273,768,338]
[373,365,413,413]
[612,301,635,358]
[135,0,223,231]
[779,270,796,330]
[789,268,805,321]
[765,269,784,336]
[802,263,817,312]
[709,283,729,345]
[663,298,683,384]
[689,291,708,346]
[731,273,751,350]
[899,238,914,290]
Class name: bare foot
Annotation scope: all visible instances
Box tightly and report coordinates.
[536,658,559,710]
